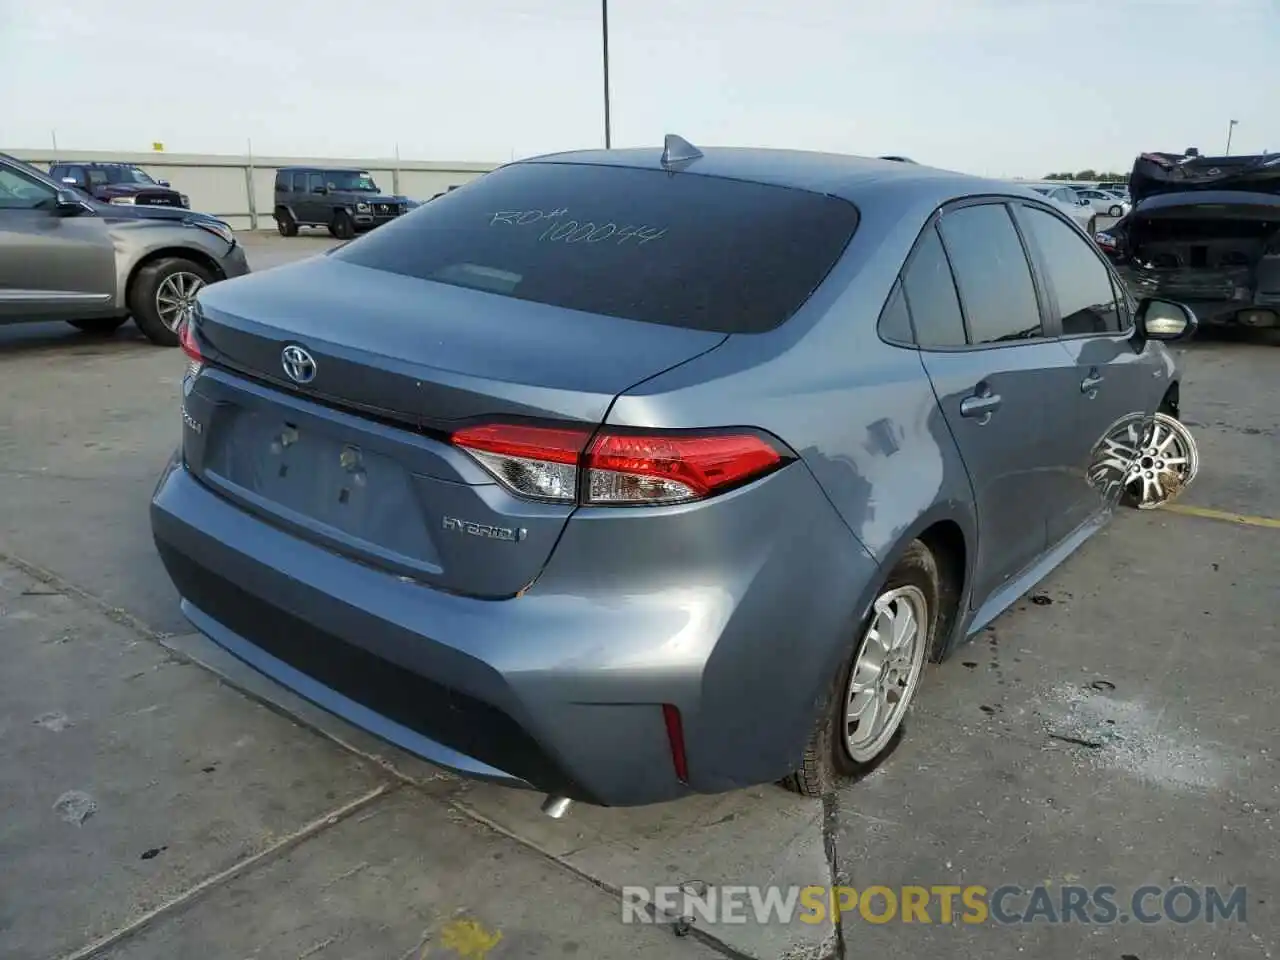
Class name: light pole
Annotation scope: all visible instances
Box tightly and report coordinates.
[601,0,612,149]
[1225,119,1238,156]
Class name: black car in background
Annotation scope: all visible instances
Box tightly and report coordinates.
[49,162,189,209]
[273,166,411,239]
[1100,150,1280,329]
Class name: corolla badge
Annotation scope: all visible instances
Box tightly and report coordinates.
[281,345,317,384]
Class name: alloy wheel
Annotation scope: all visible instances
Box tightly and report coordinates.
[155,271,205,332]
[844,584,928,762]
[1124,412,1199,509]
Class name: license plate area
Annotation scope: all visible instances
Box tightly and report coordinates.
[207,410,432,560]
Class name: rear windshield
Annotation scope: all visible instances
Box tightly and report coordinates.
[332,161,860,333]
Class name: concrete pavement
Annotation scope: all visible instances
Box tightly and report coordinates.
[0,233,1276,959]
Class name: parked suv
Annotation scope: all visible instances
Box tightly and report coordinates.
[0,153,247,345]
[153,142,1196,809]
[50,161,189,209]
[273,167,410,239]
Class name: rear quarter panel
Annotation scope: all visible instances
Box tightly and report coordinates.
[604,182,980,743]
[607,180,978,567]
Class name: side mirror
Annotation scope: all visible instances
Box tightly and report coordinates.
[157,179,171,187]
[61,177,80,186]
[54,189,85,216]
[1136,297,1197,341]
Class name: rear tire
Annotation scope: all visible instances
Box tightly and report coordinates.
[1107,204,1123,218]
[331,210,356,240]
[67,317,127,335]
[782,541,940,797]
[128,257,215,347]
[275,208,298,237]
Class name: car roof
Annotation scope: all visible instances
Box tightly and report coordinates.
[519,145,1034,208]
[51,160,136,167]
[1,153,60,184]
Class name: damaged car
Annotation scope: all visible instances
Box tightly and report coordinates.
[1104,150,1280,330]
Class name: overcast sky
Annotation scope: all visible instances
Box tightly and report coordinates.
[2,0,1276,177]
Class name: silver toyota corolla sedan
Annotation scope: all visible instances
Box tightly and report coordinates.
[0,152,248,345]
[151,139,1195,810]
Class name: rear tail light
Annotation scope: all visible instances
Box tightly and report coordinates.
[179,319,203,391]
[450,423,788,506]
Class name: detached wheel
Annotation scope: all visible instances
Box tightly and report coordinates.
[129,257,214,347]
[1107,204,1124,218]
[783,541,939,797]
[275,209,298,237]
[67,317,127,335]
[1122,412,1199,510]
[331,210,356,240]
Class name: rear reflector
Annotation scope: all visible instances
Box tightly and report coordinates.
[451,423,786,506]
[662,704,689,783]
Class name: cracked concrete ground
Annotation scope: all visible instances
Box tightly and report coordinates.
[1,234,1276,960]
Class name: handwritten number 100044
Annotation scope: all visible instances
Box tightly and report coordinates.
[488,209,667,246]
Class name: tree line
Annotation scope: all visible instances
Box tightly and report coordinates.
[1043,170,1127,183]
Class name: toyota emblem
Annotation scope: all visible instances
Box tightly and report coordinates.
[281,345,317,384]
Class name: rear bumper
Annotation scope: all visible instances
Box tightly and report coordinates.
[150,455,879,806]
[353,213,401,230]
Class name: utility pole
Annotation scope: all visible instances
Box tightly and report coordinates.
[601,0,612,148]
[51,129,58,153]
[1225,119,1239,156]
[245,137,258,231]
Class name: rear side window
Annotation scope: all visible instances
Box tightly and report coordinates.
[901,225,966,348]
[938,204,1043,344]
[307,172,324,193]
[877,280,913,343]
[293,172,307,193]
[332,162,860,334]
[1017,206,1123,334]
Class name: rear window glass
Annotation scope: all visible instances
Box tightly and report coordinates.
[332,161,860,334]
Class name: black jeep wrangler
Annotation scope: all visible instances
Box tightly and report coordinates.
[273,167,411,239]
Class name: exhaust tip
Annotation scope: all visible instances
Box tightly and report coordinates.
[540,795,573,819]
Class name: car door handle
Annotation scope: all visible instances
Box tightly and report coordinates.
[1081,372,1104,394]
[960,393,1003,419]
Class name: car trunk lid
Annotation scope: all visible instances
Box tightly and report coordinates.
[182,256,727,597]
[1126,192,1280,304]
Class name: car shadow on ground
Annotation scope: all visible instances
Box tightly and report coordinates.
[0,321,159,359]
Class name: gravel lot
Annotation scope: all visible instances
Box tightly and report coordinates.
[1,233,1276,960]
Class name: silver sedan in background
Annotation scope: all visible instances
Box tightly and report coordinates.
[1075,187,1131,219]
[0,153,249,346]
[1025,184,1098,234]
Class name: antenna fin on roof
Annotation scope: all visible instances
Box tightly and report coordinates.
[661,134,703,166]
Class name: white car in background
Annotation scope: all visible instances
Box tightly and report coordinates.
[1024,184,1098,234]
[1074,187,1130,219]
